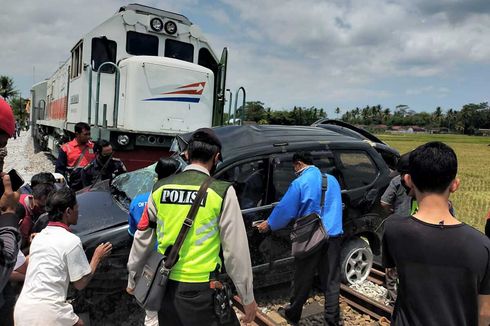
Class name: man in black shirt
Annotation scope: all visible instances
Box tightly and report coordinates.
[81,139,126,188]
[485,209,490,239]
[382,141,490,326]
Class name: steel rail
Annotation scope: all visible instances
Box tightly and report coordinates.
[232,296,278,326]
[367,266,386,286]
[340,284,393,320]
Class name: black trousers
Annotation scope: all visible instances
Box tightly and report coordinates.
[0,283,15,326]
[158,280,240,326]
[287,237,341,325]
[321,236,341,326]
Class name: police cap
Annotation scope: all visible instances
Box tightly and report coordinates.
[190,128,222,150]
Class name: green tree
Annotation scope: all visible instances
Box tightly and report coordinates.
[243,101,266,122]
[432,106,443,128]
[269,110,294,125]
[0,76,16,100]
[9,96,29,123]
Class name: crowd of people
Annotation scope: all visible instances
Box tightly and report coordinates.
[54,122,127,191]
[0,94,489,326]
[0,112,127,325]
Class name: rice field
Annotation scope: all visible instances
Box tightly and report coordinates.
[378,133,490,232]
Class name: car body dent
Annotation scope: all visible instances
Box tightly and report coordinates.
[74,125,397,290]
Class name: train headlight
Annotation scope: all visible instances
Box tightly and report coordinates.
[117,134,130,146]
[164,21,177,35]
[150,18,163,32]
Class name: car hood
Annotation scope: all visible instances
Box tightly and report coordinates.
[71,180,129,237]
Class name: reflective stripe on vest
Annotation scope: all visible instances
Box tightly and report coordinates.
[61,139,95,168]
[152,171,230,283]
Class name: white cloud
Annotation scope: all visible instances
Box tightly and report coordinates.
[213,0,490,109]
[405,85,450,96]
[1,0,489,110]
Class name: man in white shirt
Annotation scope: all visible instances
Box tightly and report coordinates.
[14,188,112,326]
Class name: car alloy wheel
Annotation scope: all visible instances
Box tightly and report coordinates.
[341,237,373,284]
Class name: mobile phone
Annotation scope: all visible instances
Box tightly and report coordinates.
[0,169,25,196]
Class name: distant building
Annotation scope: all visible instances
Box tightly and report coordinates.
[476,128,490,136]
[411,126,426,133]
[373,124,388,132]
[387,125,426,133]
[429,127,449,134]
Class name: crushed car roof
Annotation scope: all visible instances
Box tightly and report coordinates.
[177,125,365,164]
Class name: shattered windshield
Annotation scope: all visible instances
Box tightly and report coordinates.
[111,163,157,204]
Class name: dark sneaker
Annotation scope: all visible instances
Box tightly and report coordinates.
[277,306,299,326]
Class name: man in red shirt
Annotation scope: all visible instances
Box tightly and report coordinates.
[55,122,95,190]
[18,183,55,247]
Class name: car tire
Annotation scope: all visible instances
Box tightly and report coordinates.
[340,237,373,284]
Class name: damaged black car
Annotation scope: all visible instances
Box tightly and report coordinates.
[72,122,399,297]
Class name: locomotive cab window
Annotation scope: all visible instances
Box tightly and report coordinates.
[198,48,218,75]
[126,31,159,56]
[165,39,193,63]
[91,37,117,73]
[70,41,83,79]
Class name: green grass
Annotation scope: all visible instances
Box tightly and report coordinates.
[378,133,490,231]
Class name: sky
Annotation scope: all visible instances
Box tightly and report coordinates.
[1,0,489,116]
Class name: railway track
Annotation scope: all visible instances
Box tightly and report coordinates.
[233,265,393,325]
[341,264,392,321]
[367,263,386,286]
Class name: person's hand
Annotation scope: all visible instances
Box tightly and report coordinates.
[93,242,112,263]
[126,287,134,295]
[29,232,38,243]
[74,316,85,326]
[0,175,20,214]
[256,220,269,233]
[241,300,257,323]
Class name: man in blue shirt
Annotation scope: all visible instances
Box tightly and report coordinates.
[257,152,343,325]
[128,192,151,236]
[321,173,343,326]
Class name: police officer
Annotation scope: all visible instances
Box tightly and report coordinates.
[81,139,126,188]
[55,122,95,189]
[127,128,257,325]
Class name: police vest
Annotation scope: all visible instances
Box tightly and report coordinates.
[152,170,231,283]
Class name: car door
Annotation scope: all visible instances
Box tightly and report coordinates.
[214,157,273,272]
[331,149,382,231]
[265,153,296,272]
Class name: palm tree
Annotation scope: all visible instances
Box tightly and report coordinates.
[383,108,391,124]
[432,106,443,127]
[0,76,16,100]
[353,107,360,123]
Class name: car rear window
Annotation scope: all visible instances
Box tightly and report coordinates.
[336,151,378,189]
